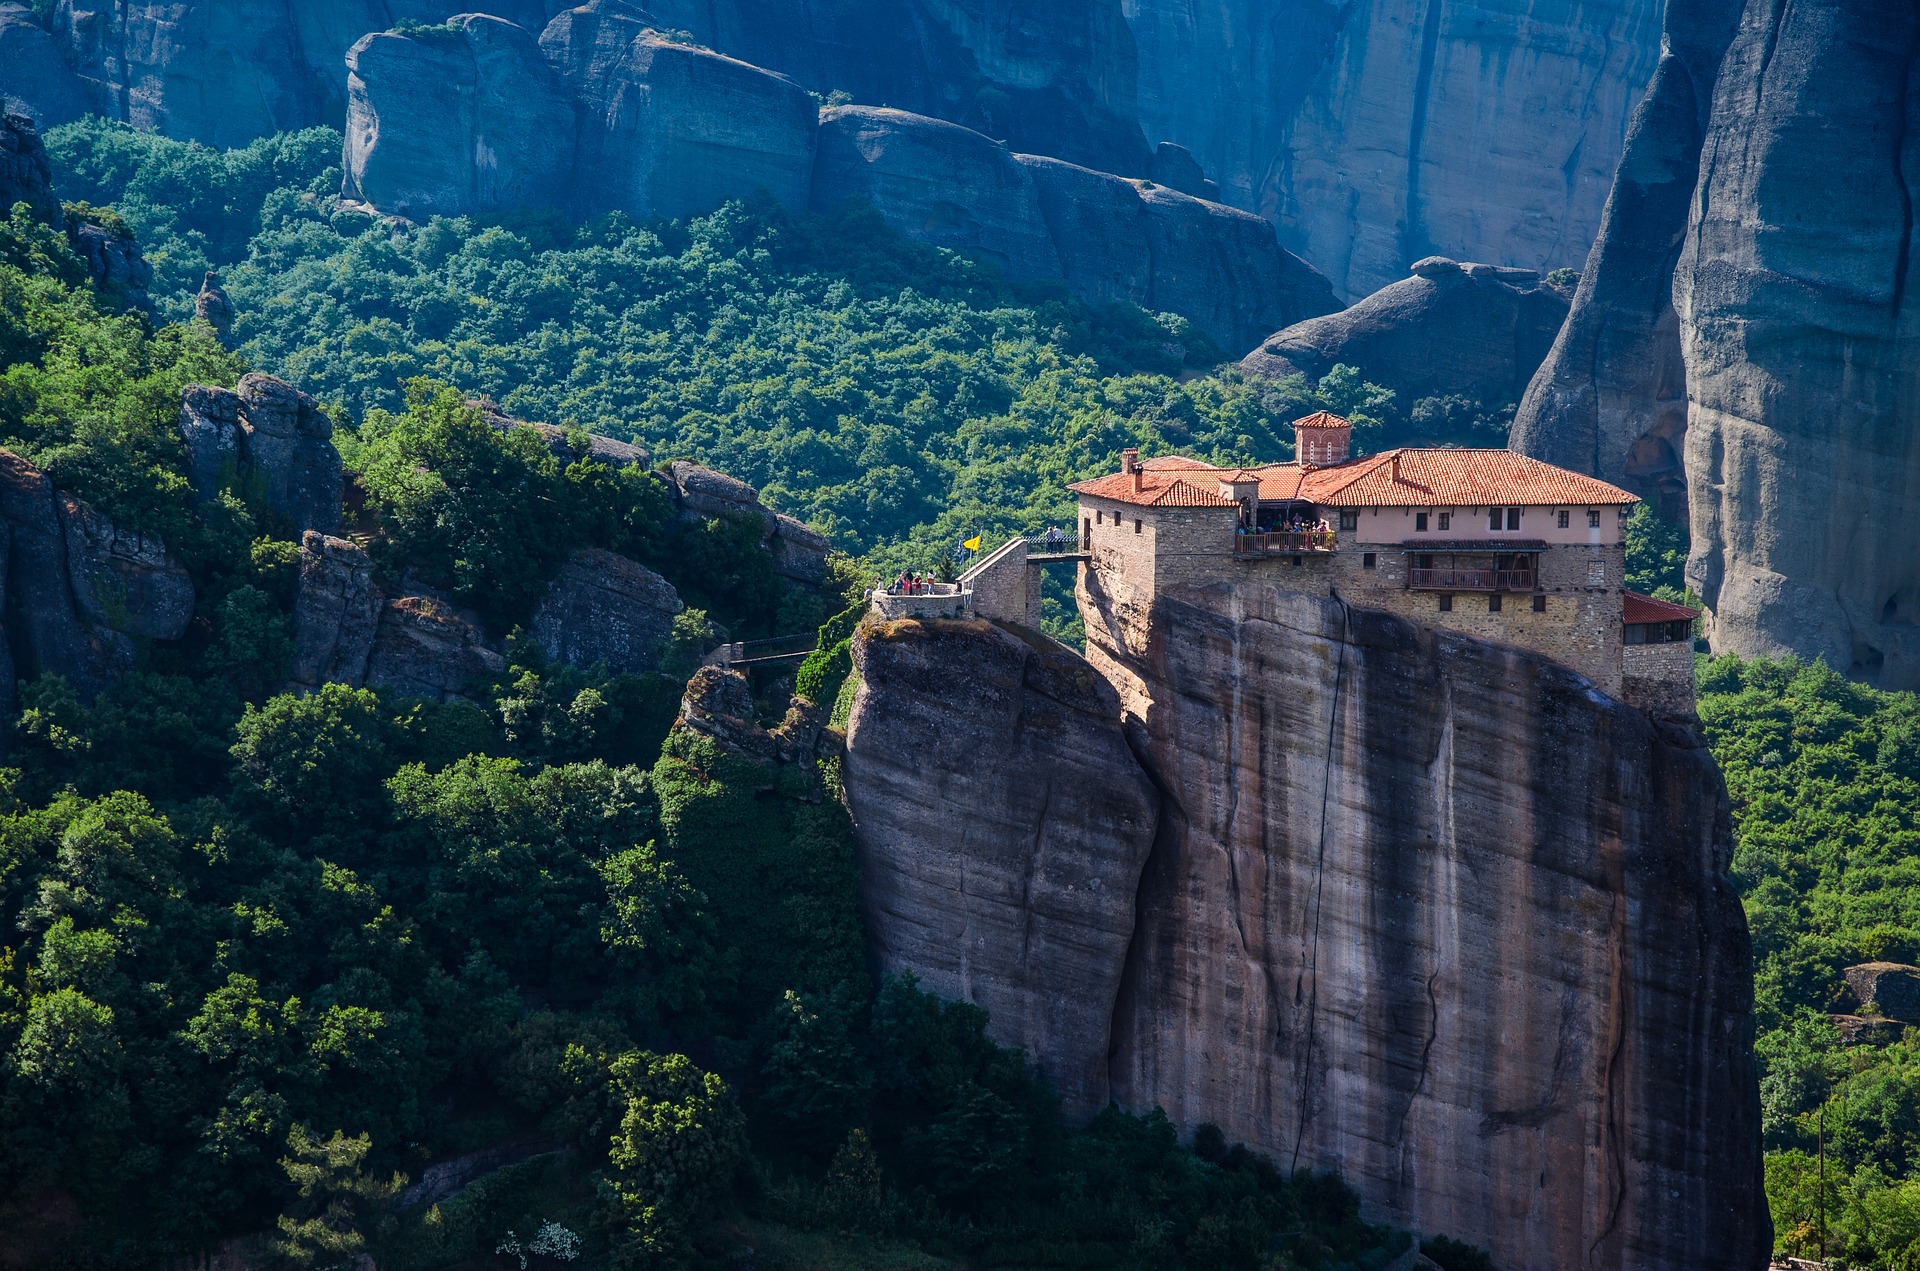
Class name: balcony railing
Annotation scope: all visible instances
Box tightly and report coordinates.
[1408,567,1536,592]
[1234,529,1337,555]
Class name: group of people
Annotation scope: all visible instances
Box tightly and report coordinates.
[886,571,943,595]
[1240,517,1337,548]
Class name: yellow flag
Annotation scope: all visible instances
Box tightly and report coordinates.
[963,536,982,551]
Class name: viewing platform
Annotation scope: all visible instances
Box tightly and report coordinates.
[1233,529,1337,556]
[1407,567,1538,592]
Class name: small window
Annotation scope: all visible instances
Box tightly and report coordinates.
[1415,512,1429,532]
[1292,555,1303,567]
[1438,594,1453,613]
[1532,594,1547,613]
[1363,552,1376,569]
[1625,624,1646,645]
[1095,509,1103,525]
[1489,594,1503,613]
[1489,508,1502,532]
[1338,510,1359,531]
[1134,518,1142,534]
[1082,517,1092,549]
[1557,510,1570,529]
[1438,512,1451,531]
[1588,510,1601,528]
[1506,507,1522,531]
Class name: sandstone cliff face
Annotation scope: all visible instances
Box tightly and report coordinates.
[0,112,62,224]
[1121,0,1662,299]
[1243,257,1569,408]
[844,594,1766,1268]
[1673,0,1920,686]
[342,15,575,222]
[1513,0,1920,688]
[841,617,1160,1119]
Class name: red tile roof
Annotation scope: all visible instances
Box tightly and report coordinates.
[1623,591,1700,624]
[1073,449,1638,510]
[1293,411,1352,430]
[1068,470,1239,507]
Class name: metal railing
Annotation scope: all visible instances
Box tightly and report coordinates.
[1407,568,1537,592]
[1024,535,1088,558]
[710,632,820,665]
[1234,529,1338,554]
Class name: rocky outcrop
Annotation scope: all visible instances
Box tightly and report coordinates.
[841,617,1159,1118]
[287,531,380,692]
[0,112,61,224]
[664,460,832,589]
[542,6,817,223]
[342,14,576,222]
[469,399,650,469]
[1242,257,1569,408]
[65,218,152,310]
[364,593,506,701]
[0,449,197,710]
[179,374,342,536]
[1122,0,1663,298]
[1843,963,1920,1024]
[1509,0,1742,515]
[530,548,682,677]
[844,586,1766,1268]
[195,270,233,339]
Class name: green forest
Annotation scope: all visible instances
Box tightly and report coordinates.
[13,113,1920,1269]
[0,120,1460,1268]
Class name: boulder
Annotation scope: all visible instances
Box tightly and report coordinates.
[194,270,234,339]
[667,459,770,529]
[0,9,87,129]
[1831,1015,1906,1047]
[66,220,152,310]
[812,106,1061,284]
[365,593,506,701]
[287,531,380,691]
[57,494,194,641]
[543,5,818,221]
[769,513,830,586]
[530,548,683,676]
[180,375,342,536]
[1844,963,1920,1024]
[0,112,61,224]
[1242,263,1571,407]
[676,663,776,762]
[343,14,577,221]
[1146,140,1211,199]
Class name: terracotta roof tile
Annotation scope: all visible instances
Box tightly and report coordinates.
[1292,411,1352,430]
[1299,450,1638,508]
[1137,455,1218,472]
[1623,591,1700,624]
[1069,470,1238,508]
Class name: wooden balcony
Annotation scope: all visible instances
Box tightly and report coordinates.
[1408,567,1537,592]
[1234,530,1337,556]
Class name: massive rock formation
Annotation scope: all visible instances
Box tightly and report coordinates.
[341,14,575,222]
[1243,257,1570,409]
[343,13,1338,351]
[843,592,1766,1268]
[842,617,1160,1118]
[0,5,87,128]
[1121,0,1663,298]
[1514,0,1920,688]
[530,549,683,677]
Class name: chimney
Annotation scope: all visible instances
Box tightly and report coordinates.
[1122,447,1142,491]
[1293,413,1353,467]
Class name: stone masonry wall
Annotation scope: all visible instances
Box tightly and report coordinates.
[960,538,1033,625]
[1623,640,1698,719]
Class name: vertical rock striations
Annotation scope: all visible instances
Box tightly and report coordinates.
[1515,0,1920,688]
[1673,0,1920,685]
[841,618,1160,1120]
[1121,0,1664,298]
[843,592,1767,1268]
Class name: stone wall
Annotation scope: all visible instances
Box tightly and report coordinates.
[1623,640,1697,719]
[958,537,1032,625]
